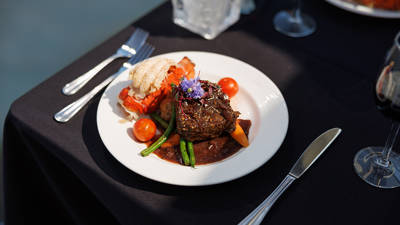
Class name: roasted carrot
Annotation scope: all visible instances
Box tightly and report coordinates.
[230,120,249,147]
[161,133,180,148]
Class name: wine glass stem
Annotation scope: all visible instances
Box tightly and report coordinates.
[378,121,400,167]
[293,0,301,21]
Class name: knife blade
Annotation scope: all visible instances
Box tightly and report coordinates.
[238,128,342,225]
[289,128,342,178]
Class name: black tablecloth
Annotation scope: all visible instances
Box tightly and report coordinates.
[3,1,400,225]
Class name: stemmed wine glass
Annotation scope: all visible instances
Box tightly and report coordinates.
[354,31,400,188]
[273,0,316,38]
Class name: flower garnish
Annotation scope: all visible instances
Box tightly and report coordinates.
[179,76,204,99]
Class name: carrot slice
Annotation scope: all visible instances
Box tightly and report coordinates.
[230,121,249,147]
[161,133,180,148]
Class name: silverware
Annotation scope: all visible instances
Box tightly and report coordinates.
[62,28,149,96]
[54,43,154,123]
[239,128,342,225]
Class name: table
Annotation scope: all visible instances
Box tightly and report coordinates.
[3,1,400,224]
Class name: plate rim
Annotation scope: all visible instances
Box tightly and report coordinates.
[326,0,400,18]
[96,51,289,186]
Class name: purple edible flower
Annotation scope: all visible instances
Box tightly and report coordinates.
[179,76,204,99]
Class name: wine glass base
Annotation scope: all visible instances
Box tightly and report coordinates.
[273,10,316,38]
[354,146,400,188]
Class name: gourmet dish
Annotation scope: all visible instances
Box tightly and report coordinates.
[347,0,400,10]
[118,56,251,167]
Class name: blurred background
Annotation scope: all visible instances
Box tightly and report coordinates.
[0,0,165,222]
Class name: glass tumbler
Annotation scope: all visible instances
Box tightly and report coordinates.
[171,0,242,40]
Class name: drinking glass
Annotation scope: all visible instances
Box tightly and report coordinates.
[354,31,400,188]
[171,0,242,40]
[273,0,316,38]
[241,0,256,15]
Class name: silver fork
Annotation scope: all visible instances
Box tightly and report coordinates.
[62,28,149,96]
[54,43,154,123]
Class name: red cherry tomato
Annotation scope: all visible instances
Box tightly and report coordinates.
[133,118,157,142]
[218,77,239,98]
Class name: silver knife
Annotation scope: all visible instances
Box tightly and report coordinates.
[238,128,342,225]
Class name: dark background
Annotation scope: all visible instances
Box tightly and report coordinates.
[3,0,400,224]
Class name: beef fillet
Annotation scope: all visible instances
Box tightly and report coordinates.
[176,81,239,142]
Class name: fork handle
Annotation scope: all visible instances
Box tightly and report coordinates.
[62,53,123,95]
[54,73,118,123]
[238,175,296,225]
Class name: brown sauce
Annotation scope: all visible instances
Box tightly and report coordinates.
[153,119,251,165]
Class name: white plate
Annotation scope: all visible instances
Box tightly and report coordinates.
[326,0,400,18]
[96,51,288,186]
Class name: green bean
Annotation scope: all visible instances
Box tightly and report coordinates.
[179,138,190,166]
[187,141,195,168]
[150,113,168,129]
[140,104,175,156]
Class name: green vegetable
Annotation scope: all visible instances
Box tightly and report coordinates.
[179,138,190,166]
[150,113,168,129]
[187,141,195,168]
[141,104,175,156]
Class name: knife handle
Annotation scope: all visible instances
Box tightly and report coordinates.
[238,174,296,225]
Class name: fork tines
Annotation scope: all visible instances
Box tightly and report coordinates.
[122,28,149,55]
[127,43,155,65]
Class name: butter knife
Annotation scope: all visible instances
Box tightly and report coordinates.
[238,128,342,225]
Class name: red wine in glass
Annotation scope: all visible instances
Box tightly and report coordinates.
[375,62,400,121]
[354,32,400,188]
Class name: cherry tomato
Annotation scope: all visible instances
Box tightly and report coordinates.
[133,118,157,142]
[218,77,239,98]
